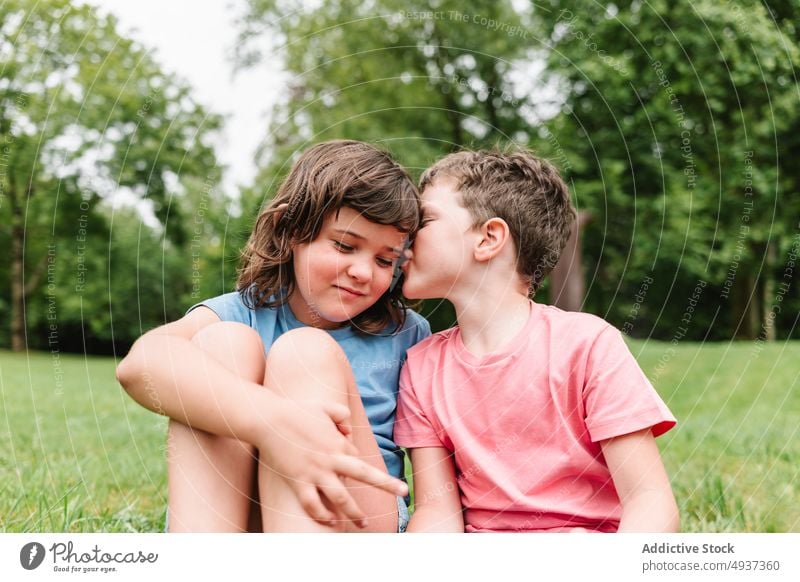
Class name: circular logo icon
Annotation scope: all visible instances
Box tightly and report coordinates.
[20,542,46,570]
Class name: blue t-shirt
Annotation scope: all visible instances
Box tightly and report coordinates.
[188,291,431,479]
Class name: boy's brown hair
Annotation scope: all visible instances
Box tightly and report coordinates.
[419,148,575,294]
[238,140,420,333]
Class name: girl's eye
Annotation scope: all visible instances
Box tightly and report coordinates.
[335,241,392,267]
[420,216,434,228]
[333,241,354,252]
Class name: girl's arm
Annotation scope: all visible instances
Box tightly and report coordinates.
[600,428,680,532]
[406,447,464,532]
[116,307,408,524]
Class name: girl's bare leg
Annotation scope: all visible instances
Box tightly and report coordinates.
[258,327,398,533]
[166,322,265,532]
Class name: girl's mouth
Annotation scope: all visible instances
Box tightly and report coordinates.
[335,285,366,298]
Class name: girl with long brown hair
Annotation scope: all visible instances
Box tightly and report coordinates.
[117,140,428,532]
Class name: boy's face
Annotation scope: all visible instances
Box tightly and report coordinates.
[402,177,478,300]
[290,207,406,328]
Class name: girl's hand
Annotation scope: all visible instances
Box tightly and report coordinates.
[255,395,408,527]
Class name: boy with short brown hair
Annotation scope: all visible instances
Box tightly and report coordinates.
[395,149,679,533]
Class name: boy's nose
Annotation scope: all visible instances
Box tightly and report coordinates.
[400,248,414,274]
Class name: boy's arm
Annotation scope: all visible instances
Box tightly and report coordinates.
[406,447,464,532]
[116,307,407,524]
[600,428,680,532]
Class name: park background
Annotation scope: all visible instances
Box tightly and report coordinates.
[0,0,798,532]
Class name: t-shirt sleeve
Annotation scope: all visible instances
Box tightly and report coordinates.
[415,314,432,343]
[583,327,676,442]
[402,309,431,345]
[394,358,445,448]
[186,291,252,327]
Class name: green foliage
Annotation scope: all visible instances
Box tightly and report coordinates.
[1,0,219,233]
[0,0,226,351]
[236,0,800,339]
[534,0,800,339]
[239,0,533,169]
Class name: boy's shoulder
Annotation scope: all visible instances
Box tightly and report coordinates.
[535,304,638,368]
[403,303,628,363]
[536,302,617,339]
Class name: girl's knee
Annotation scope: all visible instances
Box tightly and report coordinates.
[265,328,351,399]
[267,327,347,372]
[191,321,265,382]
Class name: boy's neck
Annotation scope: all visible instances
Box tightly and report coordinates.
[450,281,532,358]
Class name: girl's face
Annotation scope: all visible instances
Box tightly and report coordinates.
[289,207,407,329]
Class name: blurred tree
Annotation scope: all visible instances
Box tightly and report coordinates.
[0,0,222,351]
[238,0,534,170]
[534,0,799,339]
[234,0,798,339]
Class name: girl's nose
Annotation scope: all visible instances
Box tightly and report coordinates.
[347,258,373,283]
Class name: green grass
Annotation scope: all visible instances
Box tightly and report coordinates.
[1,340,798,532]
[0,350,167,532]
[630,339,800,532]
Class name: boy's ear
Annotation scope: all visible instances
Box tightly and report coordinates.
[473,217,511,263]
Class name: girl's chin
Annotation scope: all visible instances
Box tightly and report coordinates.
[312,314,351,329]
[315,306,364,326]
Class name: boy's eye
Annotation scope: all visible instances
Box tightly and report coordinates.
[376,257,394,268]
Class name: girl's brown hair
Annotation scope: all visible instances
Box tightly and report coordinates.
[237,140,420,333]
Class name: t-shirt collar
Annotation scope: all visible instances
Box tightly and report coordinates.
[277,300,356,340]
[453,300,541,367]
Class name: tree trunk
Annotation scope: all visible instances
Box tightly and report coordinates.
[731,269,760,340]
[550,211,593,311]
[761,241,777,341]
[10,189,26,351]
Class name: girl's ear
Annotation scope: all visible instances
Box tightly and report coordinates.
[474,217,511,263]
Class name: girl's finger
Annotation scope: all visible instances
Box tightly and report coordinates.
[294,483,336,526]
[333,455,409,497]
[318,476,367,529]
[321,402,352,436]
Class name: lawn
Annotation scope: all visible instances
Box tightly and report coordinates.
[633,339,800,532]
[0,350,167,532]
[1,340,798,532]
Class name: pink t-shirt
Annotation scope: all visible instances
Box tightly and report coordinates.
[394,302,676,532]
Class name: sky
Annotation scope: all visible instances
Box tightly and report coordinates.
[87,0,283,195]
